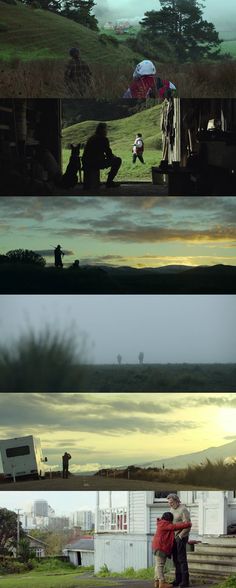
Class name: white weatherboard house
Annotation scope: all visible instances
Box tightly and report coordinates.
[94,491,236,577]
[64,538,94,566]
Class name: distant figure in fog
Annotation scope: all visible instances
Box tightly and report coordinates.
[139,351,144,364]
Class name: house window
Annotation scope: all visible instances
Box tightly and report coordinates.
[154,492,177,501]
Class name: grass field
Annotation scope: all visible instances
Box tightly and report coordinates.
[0,1,139,64]
[1,2,236,98]
[62,104,163,181]
[0,575,118,588]
[221,39,236,57]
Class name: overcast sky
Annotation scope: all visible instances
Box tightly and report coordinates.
[0,491,127,515]
[0,393,236,473]
[0,197,236,269]
[94,0,236,32]
[0,295,235,363]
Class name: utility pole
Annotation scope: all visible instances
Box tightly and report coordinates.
[15,509,23,557]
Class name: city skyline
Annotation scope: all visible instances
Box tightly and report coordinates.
[0,491,127,515]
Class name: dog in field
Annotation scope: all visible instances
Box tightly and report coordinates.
[61,143,83,188]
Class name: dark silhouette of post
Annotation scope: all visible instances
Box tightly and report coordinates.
[117,354,122,365]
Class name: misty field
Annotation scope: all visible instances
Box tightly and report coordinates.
[0,326,236,393]
[79,363,236,393]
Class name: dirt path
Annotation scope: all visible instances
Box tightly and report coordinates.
[0,476,216,491]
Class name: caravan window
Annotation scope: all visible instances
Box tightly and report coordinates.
[6,445,30,457]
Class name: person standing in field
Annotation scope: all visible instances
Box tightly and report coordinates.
[54,245,64,268]
[132,133,145,164]
[65,47,92,96]
[167,494,191,588]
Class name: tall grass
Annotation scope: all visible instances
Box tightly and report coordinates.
[0,328,87,392]
[1,60,236,98]
[105,460,236,489]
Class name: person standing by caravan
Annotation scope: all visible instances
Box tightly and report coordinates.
[132,133,145,164]
[62,452,71,479]
[167,494,191,588]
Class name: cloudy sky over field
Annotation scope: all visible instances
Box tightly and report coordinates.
[0,295,235,363]
[0,393,236,473]
[0,197,236,269]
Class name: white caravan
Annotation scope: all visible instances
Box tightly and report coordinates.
[0,435,48,480]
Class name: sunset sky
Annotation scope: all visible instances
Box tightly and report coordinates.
[0,393,236,473]
[0,197,236,269]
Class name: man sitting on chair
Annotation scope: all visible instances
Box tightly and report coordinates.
[82,122,122,189]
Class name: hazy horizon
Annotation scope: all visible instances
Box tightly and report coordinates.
[0,295,235,363]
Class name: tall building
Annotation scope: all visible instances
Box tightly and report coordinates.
[72,510,94,531]
[33,500,49,517]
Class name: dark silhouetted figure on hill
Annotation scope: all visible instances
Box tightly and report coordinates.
[139,351,144,364]
[54,245,64,268]
[62,452,71,479]
[65,47,92,96]
[117,354,122,365]
[82,122,122,189]
[61,144,83,188]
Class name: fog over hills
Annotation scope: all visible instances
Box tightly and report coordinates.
[94,0,236,34]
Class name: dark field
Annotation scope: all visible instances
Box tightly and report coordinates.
[1,264,236,294]
[79,364,236,392]
[0,475,215,491]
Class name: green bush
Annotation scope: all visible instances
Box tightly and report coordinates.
[0,556,30,574]
[0,23,8,32]
[98,564,110,576]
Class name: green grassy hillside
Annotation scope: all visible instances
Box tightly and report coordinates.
[221,39,236,57]
[0,0,140,63]
[62,104,163,181]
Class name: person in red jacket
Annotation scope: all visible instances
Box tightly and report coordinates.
[152,512,192,588]
[123,60,176,100]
